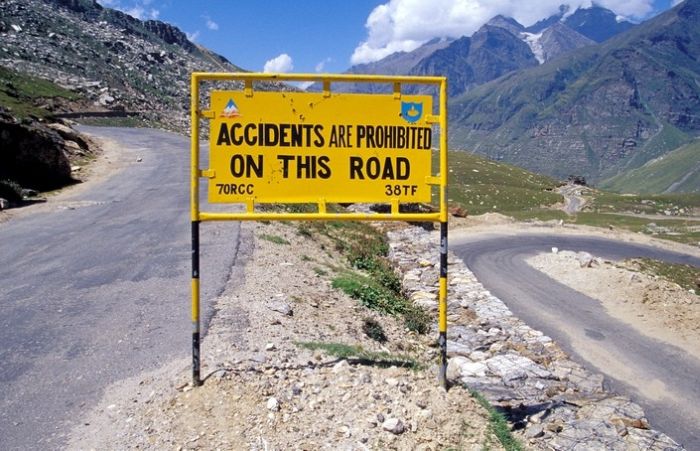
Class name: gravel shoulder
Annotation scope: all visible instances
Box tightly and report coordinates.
[68,220,499,450]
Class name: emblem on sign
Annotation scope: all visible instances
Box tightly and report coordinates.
[221,98,240,118]
[401,101,423,123]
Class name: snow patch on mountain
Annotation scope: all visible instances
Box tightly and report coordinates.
[520,32,544,64]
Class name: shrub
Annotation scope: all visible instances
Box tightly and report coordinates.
[362,317,388,343]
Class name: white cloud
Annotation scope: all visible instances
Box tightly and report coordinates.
[295,81,315,90]
[315,57,332,72]
[125,6,146,19]
[203,15,219,31]
[263,53,294,73]
[351,0,655,64]
[186,30,200,42]
[97,1,159,20]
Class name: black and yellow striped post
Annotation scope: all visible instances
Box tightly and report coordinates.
[438,222,448,388]
[190,75,202,387]
[437,78,449,390]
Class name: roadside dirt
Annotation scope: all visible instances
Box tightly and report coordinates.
[526,250,700,361]
[450,212,700,375]
[68,220,500,450]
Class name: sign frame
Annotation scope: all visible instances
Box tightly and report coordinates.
[190,72,449,388]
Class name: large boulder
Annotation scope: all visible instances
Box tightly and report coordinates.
[0,111,73,190]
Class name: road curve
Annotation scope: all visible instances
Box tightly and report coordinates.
[0,127,245,449]
[452,233,700,450]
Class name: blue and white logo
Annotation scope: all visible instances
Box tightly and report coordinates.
[221,98,240,118]
[401,101,423,123]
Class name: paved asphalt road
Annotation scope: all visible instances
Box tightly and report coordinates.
[452,234,700,450]
[0,127,246,449]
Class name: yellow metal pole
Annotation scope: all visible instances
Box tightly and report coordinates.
[438,77,449,390]
[190,74,202,386]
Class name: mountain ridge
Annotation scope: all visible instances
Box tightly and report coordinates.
[448,0,700,189]
[321,5,630,100]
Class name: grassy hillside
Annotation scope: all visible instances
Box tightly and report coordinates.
[439,150,563,215]
[444,150,700,246]
[600,140,700,193]
[0,66,80,118]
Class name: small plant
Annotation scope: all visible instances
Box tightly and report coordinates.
[332,272,403,315]
[313,267,328,276]
[259,234,290,245]
[333,271,431,333]
[402,305,432,334]
[297,223,314,237]
[469,389,524,451]
[362,317,387,343]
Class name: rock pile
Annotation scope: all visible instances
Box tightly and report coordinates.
[387,226,684,450]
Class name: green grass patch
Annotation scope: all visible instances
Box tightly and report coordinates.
[0,66,80,118]
[440,150,563,216]
[296,341,420,369]
[625,258,699,294]
[296,211,431,334]
[332,271,430,333]
[600,140,700,194]
[469,389,524,451]
[585,191,700,215]
[572,212,700,245]
[333,272,403,314]
[259,234,290,245]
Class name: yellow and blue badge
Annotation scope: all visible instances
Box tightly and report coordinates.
[401,101,423,123]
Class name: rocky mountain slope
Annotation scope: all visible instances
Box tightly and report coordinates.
[0,0,254,131]
[600,139,700,193]
[0,0,291,198]
[449,0,700,187]
[559,5,636,42]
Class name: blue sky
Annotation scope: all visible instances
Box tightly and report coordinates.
[98,0,680,74]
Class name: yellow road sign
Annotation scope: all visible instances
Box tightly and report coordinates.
[207,91,434,204]
[190,73,450,389]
